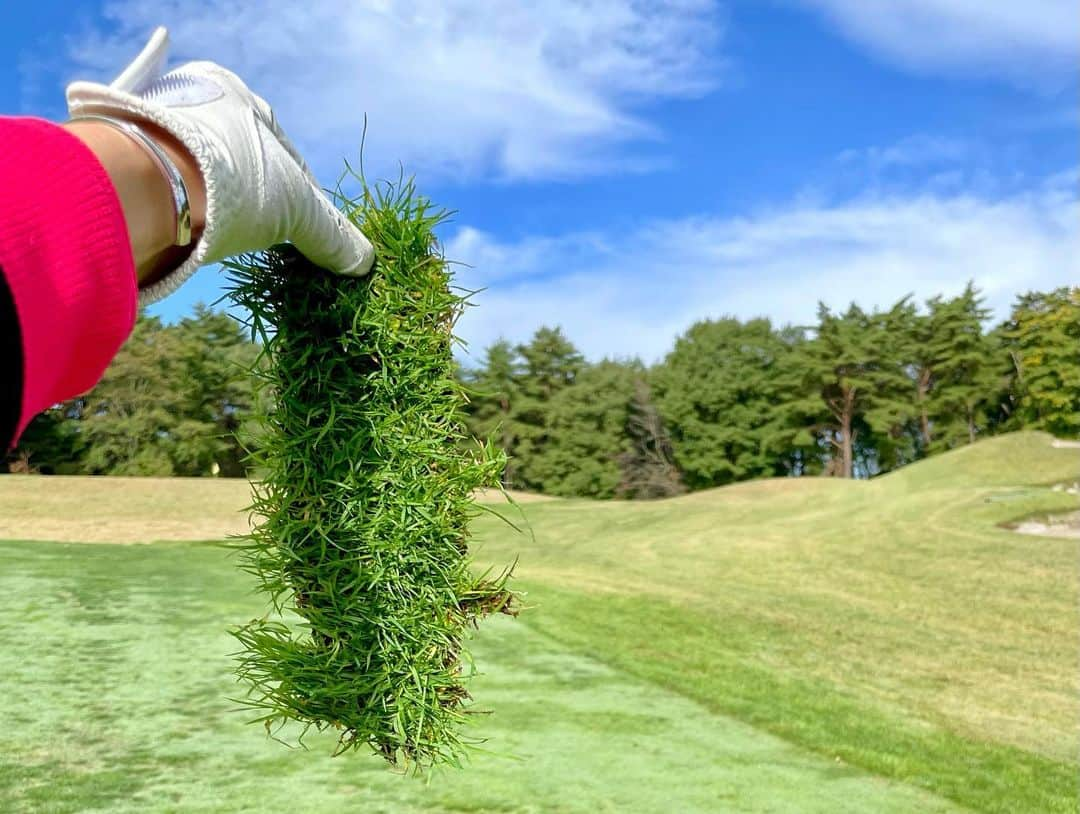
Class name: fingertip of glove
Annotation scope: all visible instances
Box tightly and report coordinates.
[338,248,376,277]
[335,219,376,276]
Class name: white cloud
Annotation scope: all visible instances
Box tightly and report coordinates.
[836,134,968,171]
[794,0,1079,84]
[447,171,1080,362]
[68,0,722,181]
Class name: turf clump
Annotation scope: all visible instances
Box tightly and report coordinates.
[225,177,516,768]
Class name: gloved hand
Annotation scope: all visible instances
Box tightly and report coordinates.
[66,26,374,305]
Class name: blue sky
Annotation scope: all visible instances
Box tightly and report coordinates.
[3,1,1077,361]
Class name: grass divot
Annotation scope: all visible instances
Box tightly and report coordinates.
[225,176,517,768]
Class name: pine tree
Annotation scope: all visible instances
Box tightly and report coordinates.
[919,284,997,450]
[789,300,915,478]
[982,324,1019,434]
[1002,287,1080,438]
[461,339,523,486]
[79,315,185,475]
[5,401,84,474]
[511,326,585,490]
[862,298,921,472]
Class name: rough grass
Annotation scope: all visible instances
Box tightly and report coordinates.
[0,478,535,544]
[0,431,1075,811]
[0,475,252,543]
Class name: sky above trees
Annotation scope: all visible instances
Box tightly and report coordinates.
[3,1,1077,360]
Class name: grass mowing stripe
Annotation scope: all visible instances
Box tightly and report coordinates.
[516,582,1076,814]
[225,177,516,768]
[0,539,968,814]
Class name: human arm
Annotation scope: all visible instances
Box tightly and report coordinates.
[0,26,373,449]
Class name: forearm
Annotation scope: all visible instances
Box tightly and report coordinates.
[0,116,137,447]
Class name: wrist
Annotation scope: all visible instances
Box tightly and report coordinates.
[62,119,208,288]
[128,121,208,288]
[63,120,174,265]
[139,120,207,235]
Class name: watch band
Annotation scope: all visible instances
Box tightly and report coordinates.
[71,114,193,247]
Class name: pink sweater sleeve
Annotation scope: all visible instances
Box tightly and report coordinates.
[0,116,137,444]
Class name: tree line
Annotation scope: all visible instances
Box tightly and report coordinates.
[7,285,1078,498]
[458,284,1079,497]
[9,306,259,477]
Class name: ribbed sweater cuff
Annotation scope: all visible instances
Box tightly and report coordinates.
[0,116,137,441]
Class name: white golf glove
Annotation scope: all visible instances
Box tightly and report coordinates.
[66,26,374,305]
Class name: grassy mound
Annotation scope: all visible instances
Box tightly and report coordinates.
[225,178,516,767]
[873,430,1080,490]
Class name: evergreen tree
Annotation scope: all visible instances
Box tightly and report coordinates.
[73,308,259,476]
[1002,287,1080,438]
[174,305,260,475]
[861,299,921,473]
[982,324,1020,434]
[910,300,941,450]
[530,360,638,498]
[511,326,585,490]
[9,285,1075,486]
[5,401,84,474]
[79,315,185,475]
[653,317,795,488]
[918,284,997,449]
[788,300,914,478]
[461,339,523,486]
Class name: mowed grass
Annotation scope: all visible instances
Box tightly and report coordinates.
[472,431,1080,813]
[0,430,1075,812]
[0,545,957,813]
